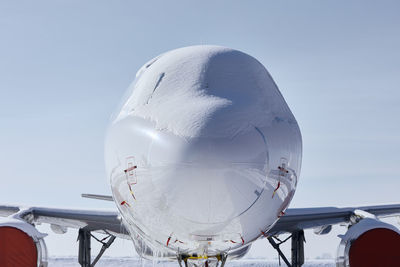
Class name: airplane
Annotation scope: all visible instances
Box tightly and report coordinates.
[1,45,400,267]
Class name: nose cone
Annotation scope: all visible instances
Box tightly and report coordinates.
[105,45,302,253]
[146,125,270,225]
[107,116,270,225]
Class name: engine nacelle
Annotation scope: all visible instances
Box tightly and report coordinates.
[336,217,400,267]
[0,217,48,267]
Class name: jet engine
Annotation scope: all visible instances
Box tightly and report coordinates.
[336,217,400,267]
[0,217,48,267]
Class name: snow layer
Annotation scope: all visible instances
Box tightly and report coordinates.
[48,257,335,267]
[116,45,289,138]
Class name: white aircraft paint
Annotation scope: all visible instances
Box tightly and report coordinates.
[104,45,302,259]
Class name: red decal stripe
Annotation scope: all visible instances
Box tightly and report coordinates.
[124,165,137,173]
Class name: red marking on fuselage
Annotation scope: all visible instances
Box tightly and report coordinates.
[120,201,130,207]
[260,231,269,238]
[241,236,245,245]
[166,236,172,246]
[272,181,281,198]
[278,166,289,174]
[124,165,137,173]
[127,184,136,200]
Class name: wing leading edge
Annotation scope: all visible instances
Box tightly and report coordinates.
[1,203,400,239]
[270,204,400,235]
[0,205,129,238]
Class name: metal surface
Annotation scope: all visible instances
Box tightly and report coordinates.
[268,204,400,235]
[78,229,91,267]
[2,204,400,239]
[90,235,116,266]
[268,237,292,267]
[81,194,113,202]
[291,230,305,267]
[105,45,302,258]
[336,217,400,267]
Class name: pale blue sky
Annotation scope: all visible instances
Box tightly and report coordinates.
[1,0,400,260]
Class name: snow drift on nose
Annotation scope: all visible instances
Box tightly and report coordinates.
[116,45,293,138]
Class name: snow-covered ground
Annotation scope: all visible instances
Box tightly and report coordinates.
[48,257,335,266]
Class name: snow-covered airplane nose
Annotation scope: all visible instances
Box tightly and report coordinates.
[109,116,270,224]
[105,45,302,256]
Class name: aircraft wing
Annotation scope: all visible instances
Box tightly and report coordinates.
[0,204,130,238]
[269,203,400,234]
[1,203,400,238]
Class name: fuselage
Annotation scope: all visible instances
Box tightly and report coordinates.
[104,45,302,259]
